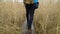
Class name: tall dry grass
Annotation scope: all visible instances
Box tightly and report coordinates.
[0,2,26,34]
[0,0,60,34]
[33,1,60,34]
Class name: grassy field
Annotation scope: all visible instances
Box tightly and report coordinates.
[0,2,26,34]
[0,1,60,34]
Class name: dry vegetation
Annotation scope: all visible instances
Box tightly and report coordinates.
[0,2,26,34]
[0,0,60,34]
[33,1,60,34]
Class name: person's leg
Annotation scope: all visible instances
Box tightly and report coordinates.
[25,4,35,30]
[25,4,30,24]
[27,8,35,30]
[26,9,30,23]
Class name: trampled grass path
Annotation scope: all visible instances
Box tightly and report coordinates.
[21,20,35,34]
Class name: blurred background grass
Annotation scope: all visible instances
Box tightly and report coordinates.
[0,0,60,34]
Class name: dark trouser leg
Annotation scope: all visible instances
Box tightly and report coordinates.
[25,4,30,25]
[26,9,29,24]
[25,4,35,30]
[27,9,35,30]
